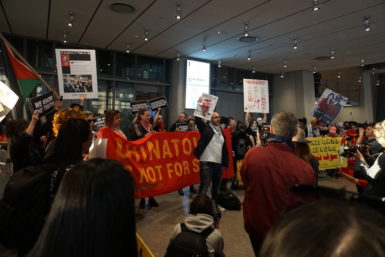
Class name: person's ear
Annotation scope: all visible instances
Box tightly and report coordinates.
[270,125,274,134]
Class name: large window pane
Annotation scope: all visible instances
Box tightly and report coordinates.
[116,53,135,79]
[89,80,111,115]
[114,82,135,135]
[97,50,113,76]
[36,41,55,72]
[136,56,164,82]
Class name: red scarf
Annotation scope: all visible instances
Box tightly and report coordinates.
[140,120,151,132]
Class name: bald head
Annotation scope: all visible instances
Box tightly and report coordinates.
[211,112,221,126]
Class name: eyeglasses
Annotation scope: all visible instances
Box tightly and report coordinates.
[87,118,96,123]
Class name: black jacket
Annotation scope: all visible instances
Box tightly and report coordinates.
[193,117,229,167]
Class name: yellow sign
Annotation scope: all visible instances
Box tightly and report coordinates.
[137,233,155,257]
[307,137,347,170]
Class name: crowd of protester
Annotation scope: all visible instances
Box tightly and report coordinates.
[0,96,385,257]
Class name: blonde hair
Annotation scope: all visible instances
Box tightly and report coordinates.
[52,108,83,136]
[271,112,298,138]
[374,120,385,145]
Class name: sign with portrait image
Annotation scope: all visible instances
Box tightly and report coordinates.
[55,49,98,99]
[193,93,218,121]
[312,88,348,124]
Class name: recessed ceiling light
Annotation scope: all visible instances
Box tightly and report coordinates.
[110,3,136,13]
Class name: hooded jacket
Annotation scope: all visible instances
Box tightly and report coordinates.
[169,214,225,256]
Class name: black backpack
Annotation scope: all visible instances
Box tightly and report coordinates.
[218,191,241,210]
[165,223,214,257]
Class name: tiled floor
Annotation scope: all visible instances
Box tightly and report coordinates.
[136,176,356,257]
[0,171,356,257]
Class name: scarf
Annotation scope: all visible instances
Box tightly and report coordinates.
[267,133,295,151]
[140,120,151,132]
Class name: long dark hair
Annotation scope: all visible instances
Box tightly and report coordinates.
[136,108,149,122]
[190,194,214,216]
[293,142,314,163]
[45,118,90,166]
[29,158,137,257]
[105,110,120,128]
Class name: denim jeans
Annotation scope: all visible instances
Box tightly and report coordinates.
[199,161,222,201]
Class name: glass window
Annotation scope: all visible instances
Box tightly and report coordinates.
[234,69,251,91]
[137,55,164,82]
[36,41,55,71]
[35,75,58,97]
[114,82,135,135]
[88,80,111,115]
[97,50,113,76]
[116,53,135,79]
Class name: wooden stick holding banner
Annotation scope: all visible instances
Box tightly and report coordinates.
[0,32,59,99]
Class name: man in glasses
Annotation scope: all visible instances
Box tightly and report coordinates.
[193,112,229,204]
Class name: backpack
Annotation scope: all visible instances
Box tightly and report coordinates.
[0,164,68,252]
[217,191,241,210]
[164,223,214,257]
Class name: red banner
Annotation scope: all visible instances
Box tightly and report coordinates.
[97,128,234,198]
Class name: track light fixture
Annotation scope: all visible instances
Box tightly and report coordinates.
[243,23,249,37]
[248,54,251,61]
[202,40,207,52]
[313,66,317,74]
[280,72,285,79]
[63,31,68,44]
[337,72,341,79]
[144,30,149,41]
[125,42,130,53]
[360,57,365,67]
[358,76,362,83]
[218,60,222,68]
[376,80,380,86]
[312,0,320,11]
[176,3,182,20]
[67,12,75,27]
[252,67,256,74]
[293,39,298,50]
[283,60,287,68]
[176,52,180,61]
[364,17,371,32]
[372,67,376,75]
[330,49,335,60]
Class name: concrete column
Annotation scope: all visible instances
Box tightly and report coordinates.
[362,70,375,122]
[170,59,186,122]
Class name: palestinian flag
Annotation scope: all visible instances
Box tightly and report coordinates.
[4,43,39,98]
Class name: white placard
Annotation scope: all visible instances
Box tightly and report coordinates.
[194,93,218,120]
[243,79,269,113]
[0,81,19,121]
[185,60,210,109]
[55,49,98,99]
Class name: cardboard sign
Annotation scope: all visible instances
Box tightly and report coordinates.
[312,88,348,124]
[131,100,149,114]
[94,115,106,130]
[194,93,218,120]
[0,81,19,122]
[30,91,55,117]
[176,122,189,132]
[149,96,168,111]
[307,137,348,170]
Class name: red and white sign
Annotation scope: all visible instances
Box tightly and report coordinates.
[243,79,269,113]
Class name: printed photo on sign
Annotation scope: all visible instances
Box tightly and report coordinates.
[243,79,269,113]
[63,75,93,93]
[149,96,168,110]
[55,49,98,99]
[194,93,218,120]
[312,88,348,124]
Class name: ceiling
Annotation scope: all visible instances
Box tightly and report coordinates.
[1,0,385,74]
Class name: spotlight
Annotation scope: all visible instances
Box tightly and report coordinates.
[218,60,222,68]
[312,0,320,11]
[248,54,251,61]
[63,31,68,44]
[360,57,365,67]
[293,39,298,50]
[243,23,249,37]
[376,80,380,86]
[176,52,180,61]
[280,72,285,78]
[313,66,317,74]
[176,3,182,20]
[283,60,287,68]
[144,30,149,41]
[358,76,362,83]
[67,12,75,28]
[364,17,371,32]
[337,72,341,79]
[330,49,335,60]
[202,40,207,52]
[252,67,256,74]
[372,67,376,75]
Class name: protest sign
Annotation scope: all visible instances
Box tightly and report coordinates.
[0,81,19,122]
[307,137,347,170]
[243,79,269,113]
[55,49,98,99]
[30,91,55,118]
[312,88,347,124]
[97,129,234,198]
[176,122,189,132]
[149,96,168,111]
[94,115,106,130]
[194,93,218,120]
[131,100,149,114]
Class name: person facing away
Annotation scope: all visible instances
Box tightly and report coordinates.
[260,200,385,257]
[241,112,316,256]
[28,158,137,257]
[166,194,225,257]
[0,118,92,256]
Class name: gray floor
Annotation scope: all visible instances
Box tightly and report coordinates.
[0,168,356,257]
[136,176,357,257]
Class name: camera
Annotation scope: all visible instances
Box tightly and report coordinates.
[340,143,370,158]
